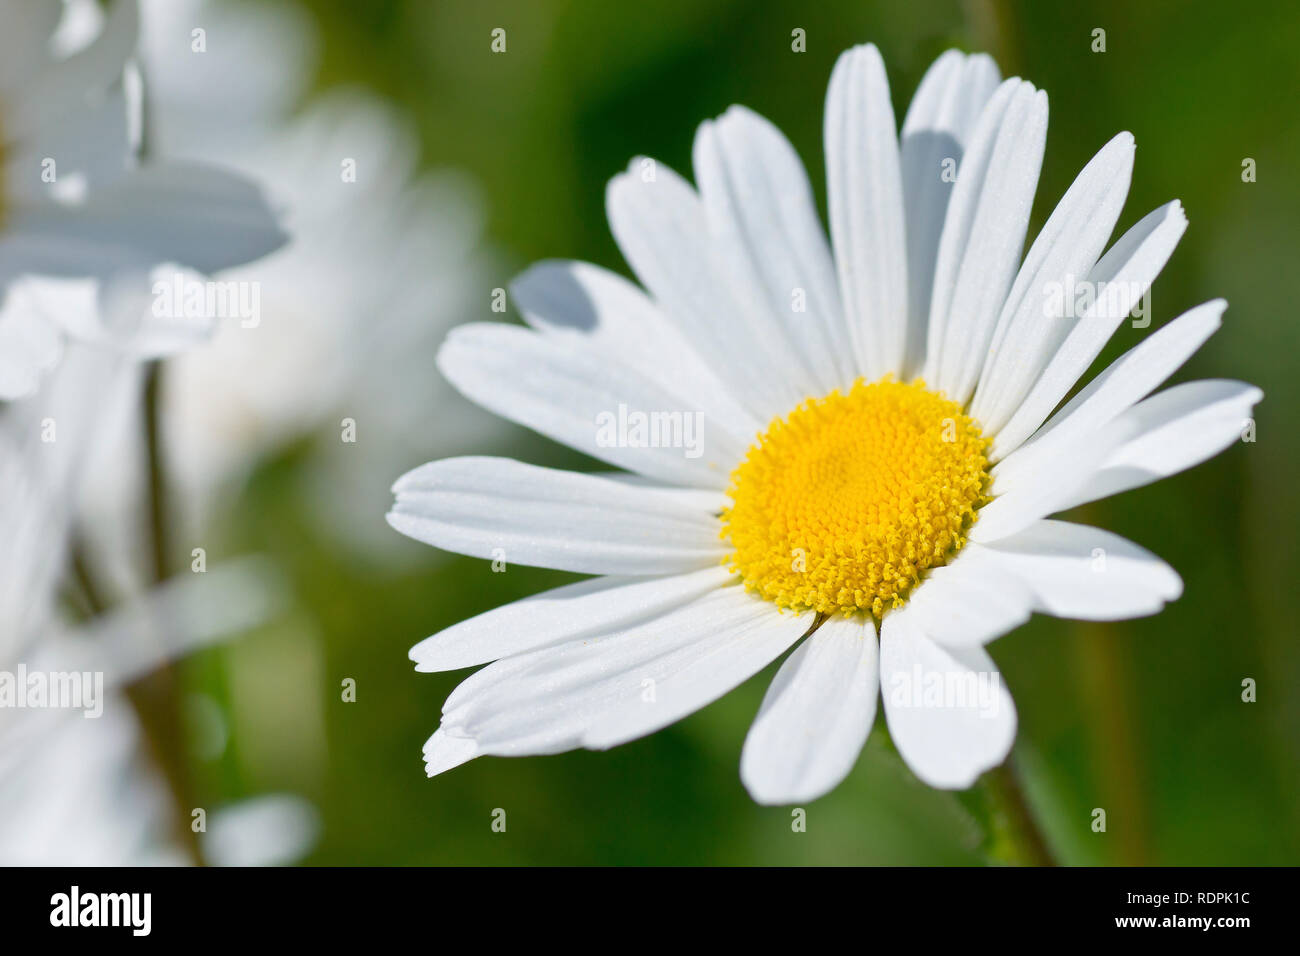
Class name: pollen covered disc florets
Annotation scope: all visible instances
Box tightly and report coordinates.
[721,378,991,617]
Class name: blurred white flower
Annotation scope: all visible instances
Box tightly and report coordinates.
[0,0,287,399]
[0,343,299,865]
[138,0,505,556]
[201,793,320,867]
[0,698,187,865]
[0,695,318,866]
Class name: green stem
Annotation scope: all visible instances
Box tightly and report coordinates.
[143,362,170,582]
[125,361,204,863]
[984,758,1057,866]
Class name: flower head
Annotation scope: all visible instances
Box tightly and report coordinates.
[390,44,1261,802]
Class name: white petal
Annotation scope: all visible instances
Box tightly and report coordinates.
[202,794,319,868]
[971,520,1182,619]
[387,457,727,575]
[510,259,760,440]
[4,83,132,207]
[442,585,811,756]
[0,288,64,400]
[924,79,1048,404]
[989,201,1188,459]
[694,106,854,394]
[972,132,1136,433]
[27,557,281,694]
[900,549,1033,647]
[740,614,878,804]
[824,43,908,381]
[606,159,808,423]
[1060,379,1263,510]
[409,566,734,672]
[0,1,62,94]
[899,50,1001,377]
[7,162,288,276]
[436,322,744,488]
[422,728,479,777]
[880,608,1016,789]
[3,0,137,140]
[597,472,727,512]
[971,422,1132,543]
[994,299,1225,494]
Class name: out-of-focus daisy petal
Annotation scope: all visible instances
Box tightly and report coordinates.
[9,162,287,276]
[2,0,137,139]
[203,794,319,868]
[0,295,64,400]
[0,1,63,91]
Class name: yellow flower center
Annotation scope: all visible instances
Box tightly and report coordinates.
[721,378,991,618]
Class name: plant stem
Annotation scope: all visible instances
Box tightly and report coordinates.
[985,758,1057,866]
[143,362,170,583]
[125,361,204,863]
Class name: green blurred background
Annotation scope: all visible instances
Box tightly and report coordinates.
[191,0,1300,864]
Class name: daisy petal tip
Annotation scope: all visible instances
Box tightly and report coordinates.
[506,258,564,304]
[739,757,840,807]
[434,324,479,372]
[900,748,994,791]
[851,40,884,60]
[423,729,479,777]
[719,103,753,126]
[384,509,421,544]
[833,41,887,79]
[911,746,1015,792]
[389,459,441,495]
[408,637,437,670]
[1156,199,1190,238]
[611,156,650,186]
[740,777,814,808]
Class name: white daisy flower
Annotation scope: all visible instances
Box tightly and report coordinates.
[0,0,287,399]
[389,44,1262,803]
